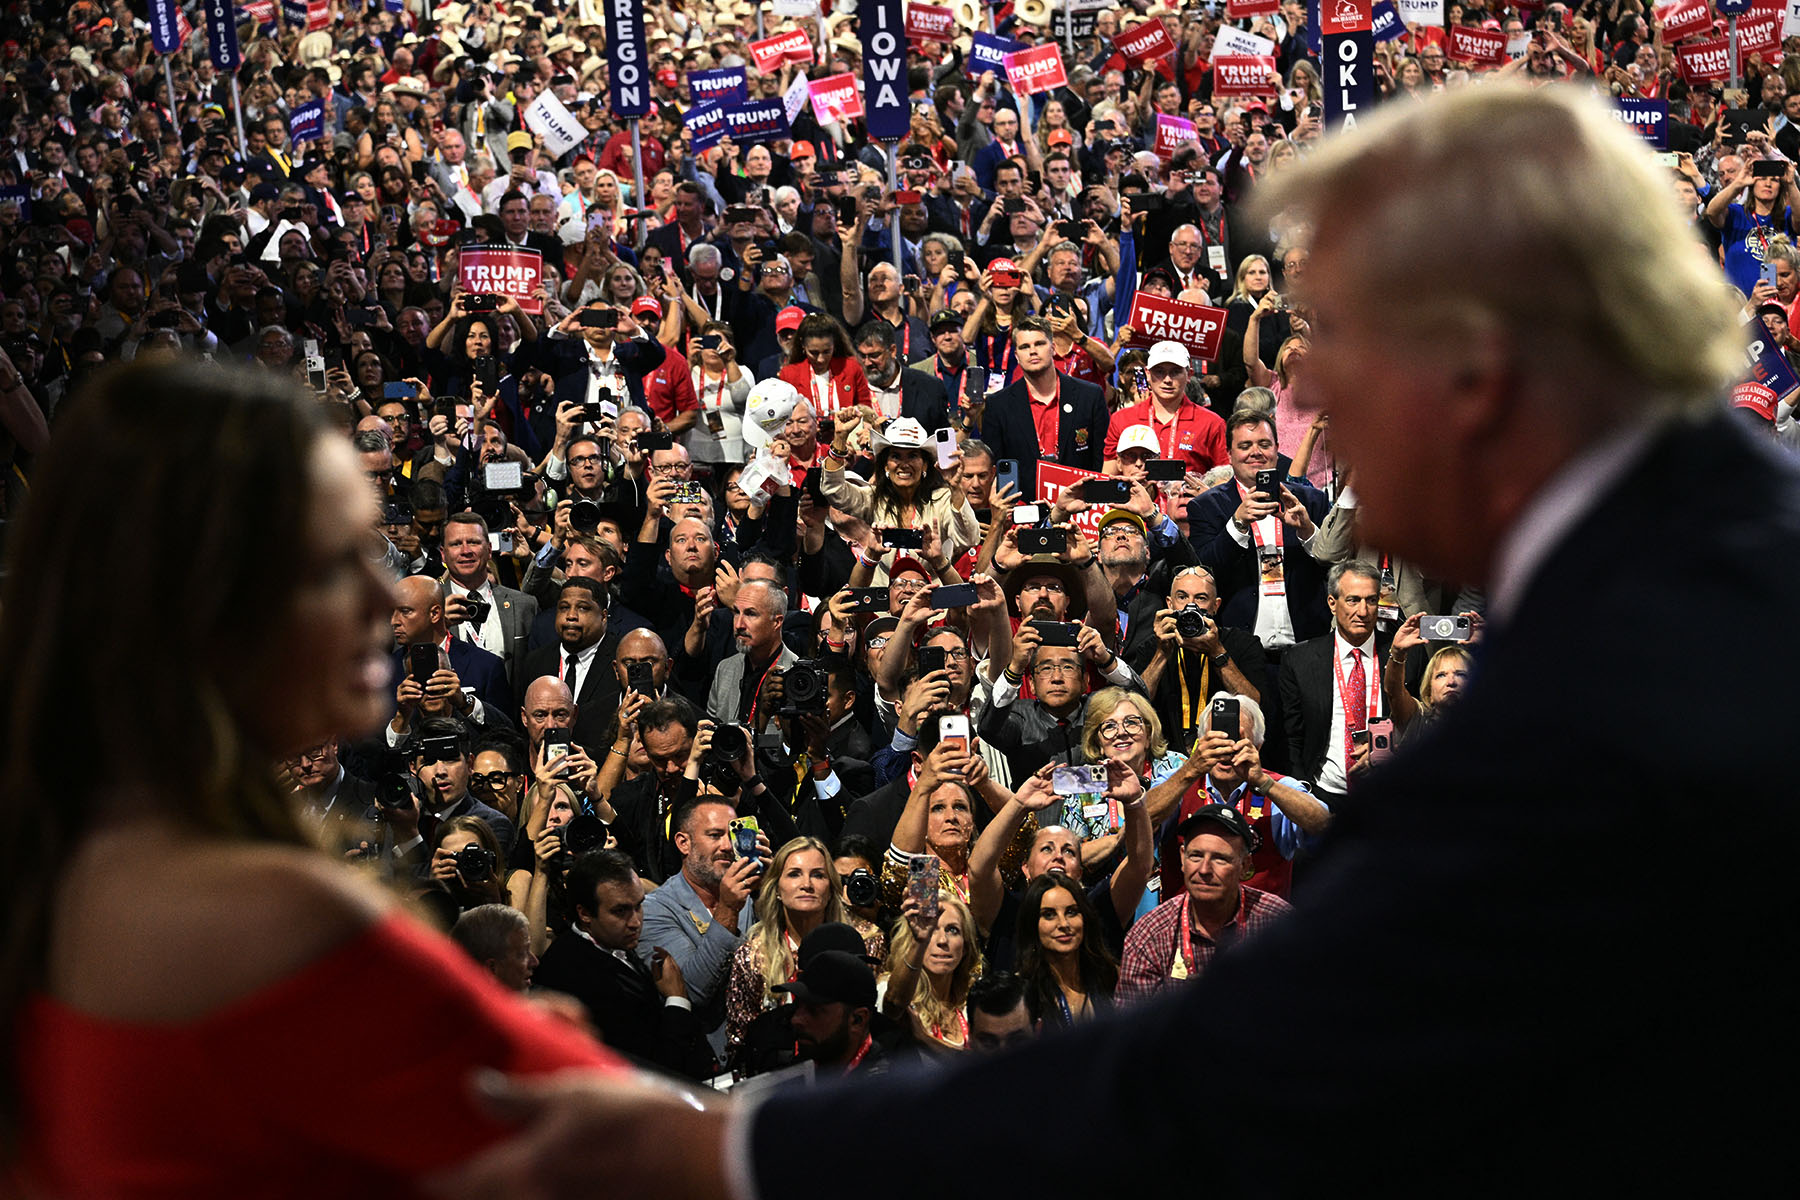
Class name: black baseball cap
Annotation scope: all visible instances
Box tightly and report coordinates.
[772,949,876,1009]
[796,921,873,969]
[1176,803,1261,853]
[928,308,960,332]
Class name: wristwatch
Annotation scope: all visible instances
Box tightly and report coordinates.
[1210,651,1230,669]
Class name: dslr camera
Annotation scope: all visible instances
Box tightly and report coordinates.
[1175,604,1210,640]
[557,813,608,856]
[778,659,828,716]
[455,843,497,884]
[701,722,750,793]
[843,867,879,909]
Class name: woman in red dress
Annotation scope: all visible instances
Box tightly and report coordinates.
[0,361,626,1198]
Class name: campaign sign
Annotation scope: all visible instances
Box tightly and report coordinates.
[971,32,1025,75]
[1212,55,1279,96]
[0,185,30,222]
[685,101,727,153]
[1447,25,1507,65]
[150,0,184,52]
[1371,0,1404,42]
[459,246,544,314]
[1126,293,1229,360]
[689,67,748,107]
[1212,23,1277,59]
[1115,19,1177,65]
[750,28,815,74]
[305,0,328,30]
[1324,29,1375,130]
[1395,0,1443,22]
[525,91,586,157]
[604,0,649,118]
[782,72,811,123]
[1227,0,1281,15]
[279,0,303,27]
[1322,0,1374,35]
[1784,0,1800,39]
[1153,113,1196,160]
[288,99,325,146]
[1739,10,1781,57]
[1743,316,1799,407]
[1036,463,1107,537]
[862,0,909,140]
[906,3,957,42]
[1653,0,1711,43]
[204,0,240,71]
[1676,36,1731,83]
[1004,44,1068,96]
[1050,8,1099,38]
[722,99,791,146]
[1615,96,1669,149]
[810,72,866,124]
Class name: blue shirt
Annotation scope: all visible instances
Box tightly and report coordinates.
[1720,202,1792,297]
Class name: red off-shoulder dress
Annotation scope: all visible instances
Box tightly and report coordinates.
[17,912,625,1198]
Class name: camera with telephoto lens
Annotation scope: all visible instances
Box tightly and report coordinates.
[455,843,497,884]
[558,813,607,856]
[843,868,879,909]
[1175,604,1210,640]
[570,499,602,534]
[374,772,416,812]
[701,722,751,793]
[778,659,828,716]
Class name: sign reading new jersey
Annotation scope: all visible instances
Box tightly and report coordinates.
[688,67,748,108]
[459,246,544,315]
[205,0,241,71]
[862,0,909,140]
[604,0,649,117]
[1614,96,1669,149]
[150,0,185,52]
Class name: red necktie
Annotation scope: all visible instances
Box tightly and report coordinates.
[1346,649,1367,734]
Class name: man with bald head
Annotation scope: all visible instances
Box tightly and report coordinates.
[385,574,514,747]
[613,629,671,703]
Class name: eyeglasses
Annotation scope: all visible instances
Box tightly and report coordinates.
[868,636,891,649]
[1020,581,1065,595]
[569,454,603,466]
[1097,716,1146,738]
[933,647,971,662]
[1033,660,1081,677]
[470,771,518,788]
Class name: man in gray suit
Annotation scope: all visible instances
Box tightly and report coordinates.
[706,579,797,731]
[442,512,539,695]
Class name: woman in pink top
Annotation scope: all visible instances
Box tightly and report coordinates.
[1244,291,1333,492]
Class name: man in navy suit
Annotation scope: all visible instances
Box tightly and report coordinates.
[445,87,1799,1200]
[977,316,1109,500]
[852,321,949,432]
[384,575,514,747]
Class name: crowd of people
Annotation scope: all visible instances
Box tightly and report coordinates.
[1,0,1792,1190]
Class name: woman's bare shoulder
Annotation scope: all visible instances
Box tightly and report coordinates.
[47,825,394,1023]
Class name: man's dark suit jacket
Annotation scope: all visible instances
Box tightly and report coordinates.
[741,414,1800,1197]
[1187,477,1332,641]
[532,931,713,1080]
[521,636,620,755]
[895,367,950,433]
[1277,628,1392,786]
[385,638,514,727]
[979,374,1109,500]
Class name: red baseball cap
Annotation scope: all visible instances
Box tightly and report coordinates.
[631,296,663,320]
[776,306,806,334]
[791,140,817,160]
[657,68,679,88]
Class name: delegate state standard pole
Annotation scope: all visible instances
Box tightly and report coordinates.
[1064,2,1074,59]
[163,57,178,121]
[631,119,647,250]
[229,73,247,157]
[1729,16,1741,90]
[887,142,901,276]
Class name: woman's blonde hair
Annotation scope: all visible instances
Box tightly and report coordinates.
[749,837,847,999]
[1227,254,1272,306]
[1420,645,1474,708]
[1081,687,1168,762]
[886,894,982,1037]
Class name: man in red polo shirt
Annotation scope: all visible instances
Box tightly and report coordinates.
[1103,341,1227,473]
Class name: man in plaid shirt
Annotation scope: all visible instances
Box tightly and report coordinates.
[1117,804,1292,1004]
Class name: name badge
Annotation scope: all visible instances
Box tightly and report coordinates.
[1206,244,1227,274]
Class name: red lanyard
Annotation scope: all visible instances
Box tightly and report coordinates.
[845,1034,873,1069]
[745,653,782,728]
[928,1010,969,1046]
[698,369,726,409]
[894,317,912,360]
[1330,639,1380,769]
[1196,209,1224,246]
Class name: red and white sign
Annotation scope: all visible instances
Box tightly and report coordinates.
[1676,36,1731,83]
[1653,0,1711,43]
[1115,19,1177,65]
[1740,11,1782,57]
[750,28,815,74]
[905,3,957,42]
[1321,0,1373,35]
[1446,25,1507,64]
[1212,55,1280,96]
[1226,0,1281,15]
[1036,463,1107,537]
[1003,44,1068,95]
[1153,113,1195,160]
[1125,293,1229,361]
[243,0,274,20]
[808,73,864,124]
[459,246,544,314]
[306,0,329,31]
